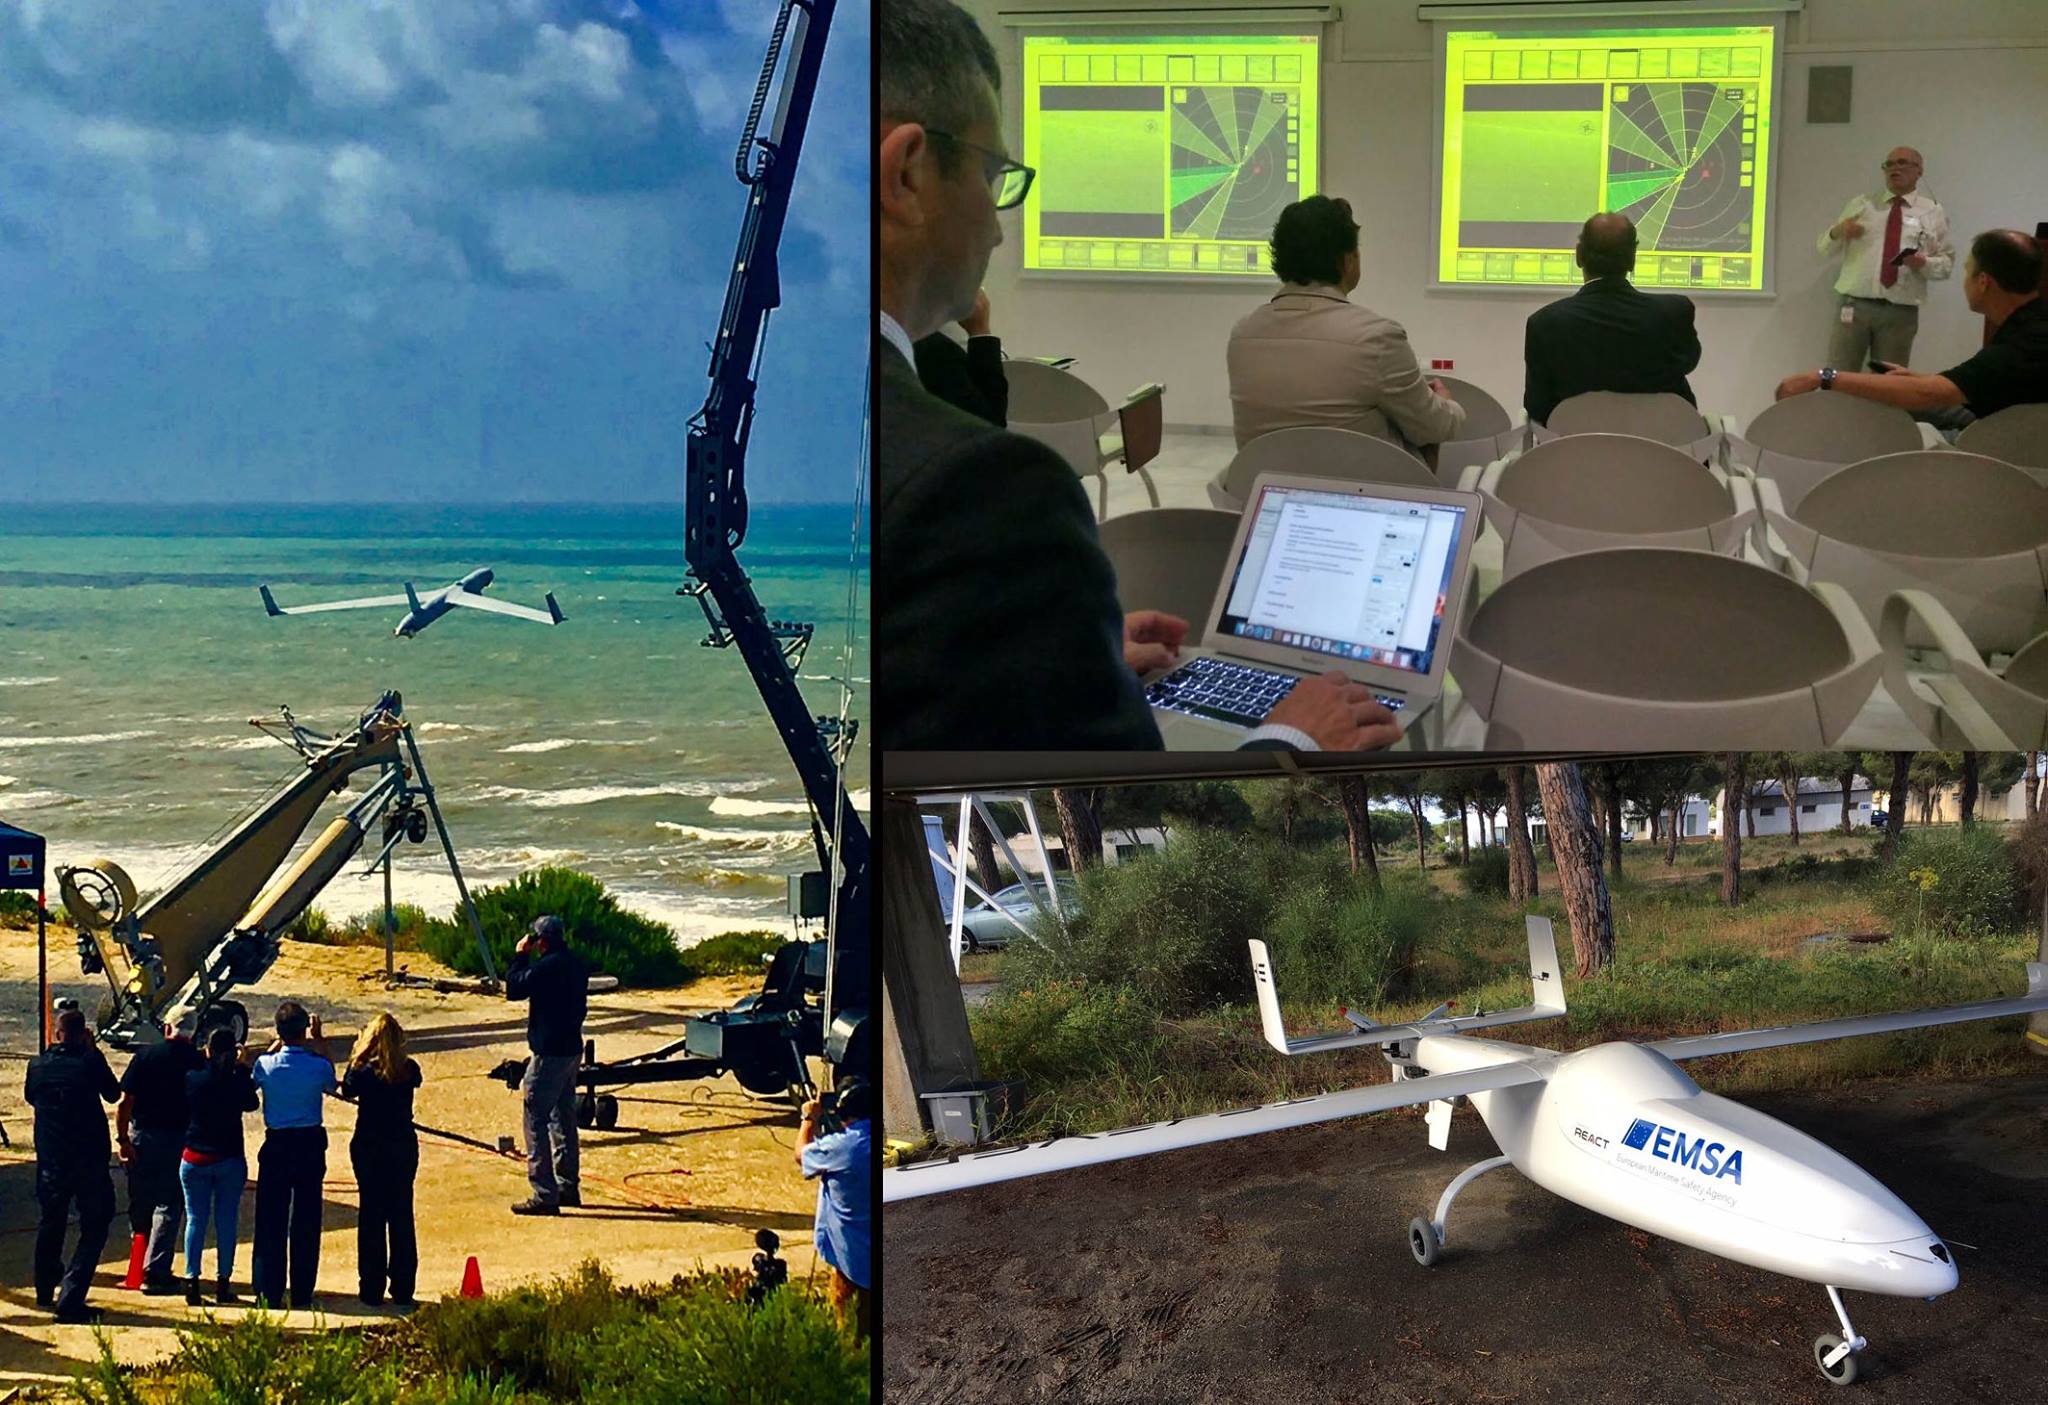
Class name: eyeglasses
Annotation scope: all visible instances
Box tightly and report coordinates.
[927,130,1036,209]
[1881,159,1921,170]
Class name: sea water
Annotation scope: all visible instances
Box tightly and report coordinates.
[0,502,868,948]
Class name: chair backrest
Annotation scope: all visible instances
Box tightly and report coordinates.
[1957,403,2048,471]
[1545,390,1710,446]
[1220,426,1433,505]
[1493,434,1735,533]
[1097,508,1241,644]
[1434,376,1515,440]
[1003,360,1111,424]
[1116,386,1165,473]
[1742,392,1922,464]
[1450,548,1875,747]
[1774,450,2048,654]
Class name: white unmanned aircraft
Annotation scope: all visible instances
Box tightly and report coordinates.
[259,569,563,638]
[885,919,2048,1385]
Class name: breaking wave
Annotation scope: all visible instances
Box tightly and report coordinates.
[655,821,809,852]
[0,729,159,751]
[709,789,869,818]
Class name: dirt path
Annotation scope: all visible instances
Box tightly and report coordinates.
[886,1070,2048,1404]
[0,929,826,1387]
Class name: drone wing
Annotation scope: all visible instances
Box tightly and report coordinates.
[1651,962,2048,1062]
[884,1058,1549,1203]
[260,584,409,616]
[444,589,564,625]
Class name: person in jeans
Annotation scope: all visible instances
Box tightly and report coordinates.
[25,1007,121,1323]
[250,1001,335,1308]
[117,1022,205,1294]
[179,1026,259,1305]
[797,1078,873,1338]
[341,1012,422,1306]
[504,914,588,1215]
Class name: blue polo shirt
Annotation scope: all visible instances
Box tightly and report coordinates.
[252,1045,336,1129]
[800,1119,871,1290]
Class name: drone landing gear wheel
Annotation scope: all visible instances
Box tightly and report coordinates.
[1814,1334,1859,1385]
[1409,1217,1441,1266]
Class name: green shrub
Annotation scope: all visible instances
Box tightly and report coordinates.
[420,868,688,987]
[688,930,786,976]
[334,903,436,951]
[1458,846,1512,898]
[1001,829,1275,1014]
[1264,871,1437,1010]
[970,981,1163,1089]
[0,889,51,927]
[286,907,333,944]
[1873,828,2024,939]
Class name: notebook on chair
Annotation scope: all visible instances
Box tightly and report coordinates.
[1142,473,1484,747]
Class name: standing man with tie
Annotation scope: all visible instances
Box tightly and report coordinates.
[1816,146,1952,371]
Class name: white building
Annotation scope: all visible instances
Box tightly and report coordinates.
[1623,798,1714,842]
[1730,777,1878,835]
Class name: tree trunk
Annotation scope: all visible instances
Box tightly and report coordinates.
[1664,798,1680,866]
[1722,754,1746,907]
[2027,752,2040,820]
[1334,777,1381,887]
[967,810,1002,894]
[1840,771,1855,834]
[1884,752,1911,861]
[1052,788,1104,873]
[1407,793,1429,870]
[1961,752,1980,827]
[1784,769,1802,847]
[1745,794,1755,839]
[1604,765,1624,879]
[1456,797,1471,866]
[1536,764,1614,977]
[1503,767,1537,900]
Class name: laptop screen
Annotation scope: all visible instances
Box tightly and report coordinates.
[1214,483,1469,678]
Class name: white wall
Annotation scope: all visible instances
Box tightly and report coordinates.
[969,0,2048,430]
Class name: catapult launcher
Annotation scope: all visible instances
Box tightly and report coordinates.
[59,690,492,1048]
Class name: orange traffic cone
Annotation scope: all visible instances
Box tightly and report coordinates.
[121,1233,147,1290]
[460,1255,484,1299]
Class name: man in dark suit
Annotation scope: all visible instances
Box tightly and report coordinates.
[878,0,1399,752]
[913,288,1007,427]
[1522,213,1702,427]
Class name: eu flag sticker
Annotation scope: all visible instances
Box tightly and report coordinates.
[1621,1118,1656,1151]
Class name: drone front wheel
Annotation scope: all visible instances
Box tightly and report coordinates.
[1408,1217,1441,1267]
[1813,1334,1859,1386]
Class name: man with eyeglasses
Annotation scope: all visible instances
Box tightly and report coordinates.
[1815,146,1952,370]
[878,0,1402,754]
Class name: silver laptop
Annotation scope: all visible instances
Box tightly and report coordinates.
[1144,473,1483,748]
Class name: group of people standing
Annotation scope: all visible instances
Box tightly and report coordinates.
[25,999,422,1320]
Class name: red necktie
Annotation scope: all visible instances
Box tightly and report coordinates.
[1879,195,1905,289]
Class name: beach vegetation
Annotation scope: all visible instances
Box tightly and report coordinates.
[687,930,788,976]
[419,868,688,988]
[63,1261,866,1404]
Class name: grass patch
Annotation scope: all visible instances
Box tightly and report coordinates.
[61,1262,866,1405]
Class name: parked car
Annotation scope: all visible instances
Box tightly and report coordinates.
[957,878,1081,952]
[1870,809,1888,828]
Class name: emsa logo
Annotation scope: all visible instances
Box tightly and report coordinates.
[1621,1118,1744,1183]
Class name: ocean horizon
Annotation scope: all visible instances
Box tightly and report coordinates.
[0,502,869,948]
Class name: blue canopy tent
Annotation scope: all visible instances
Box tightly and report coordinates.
[1,819,49,1050]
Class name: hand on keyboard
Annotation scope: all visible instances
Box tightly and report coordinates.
[1123,610,1189,675]
[1266,673,1403,753]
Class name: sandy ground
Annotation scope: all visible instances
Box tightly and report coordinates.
[886,1069,2048,1405]
[0,925,826,1387]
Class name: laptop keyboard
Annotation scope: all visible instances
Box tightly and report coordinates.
[1146,656,1406,728]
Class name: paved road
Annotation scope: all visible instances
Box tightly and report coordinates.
[886,1070,2048,1404]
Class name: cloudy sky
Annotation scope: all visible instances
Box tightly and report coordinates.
[0,0,868,504]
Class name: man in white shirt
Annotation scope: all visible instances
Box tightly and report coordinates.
[1815,146,1952,371]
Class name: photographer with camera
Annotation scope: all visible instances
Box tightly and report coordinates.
[25,1006,121,1323]
[796,1079,872,1337]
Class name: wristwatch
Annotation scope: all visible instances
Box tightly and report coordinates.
[1818,366,1837,391]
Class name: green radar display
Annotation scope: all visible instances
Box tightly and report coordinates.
[1023,35,1320,277]
[1438,27,1776,291]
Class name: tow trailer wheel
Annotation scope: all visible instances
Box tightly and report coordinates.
[575,1092,598,1129]
[594,1094,619,1130]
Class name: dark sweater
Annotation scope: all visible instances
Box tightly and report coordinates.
[25,1042,121,1169]
[342,1058,422,1143]
[182,1063,260,1161]
[505,945,590,1056]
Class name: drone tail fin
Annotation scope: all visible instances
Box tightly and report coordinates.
[546,591,564,625]
[1526,916,1567,1016]
[404,582,423,614]
[260,585,281,617]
